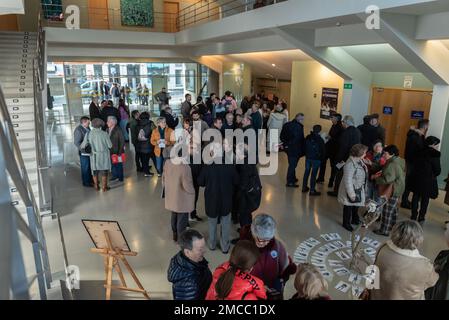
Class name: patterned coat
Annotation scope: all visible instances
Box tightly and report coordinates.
[88,127,112,172]
[338,157,368,207]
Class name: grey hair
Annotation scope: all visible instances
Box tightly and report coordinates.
[251,214,276,240]
[342,115,355,127]
[91,118,104,128]
[178,229,204,251]
[107,116,117,124]
[390,220,424,250]
[157,117,166,125]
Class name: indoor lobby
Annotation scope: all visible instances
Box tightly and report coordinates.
[1,0,449,307]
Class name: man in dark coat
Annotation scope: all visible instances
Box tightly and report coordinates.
[317,113,344,187]
[167,229,212,300]
[197,148,240,254]
[160,106,179,130]
[280,113,306,187]
[100,100,120,125]
[328,115,361,196]
[358,115,380,150]
[409,136,441,222]
[89,97,101,121]
[106,116,125,182]
[401,119,429,208]
[135,112,156,176]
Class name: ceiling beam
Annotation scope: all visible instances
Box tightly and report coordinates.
[415,11,449,40]
[315,24,385,47]
[368,12,449,85]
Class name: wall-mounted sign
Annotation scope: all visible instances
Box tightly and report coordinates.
[344,83,353,90]
[411,110,424,119]
[404,75,413,88]
[383,106,393,115]
[320,88,339,119]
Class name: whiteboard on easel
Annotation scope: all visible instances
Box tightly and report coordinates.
[82,219,131,252]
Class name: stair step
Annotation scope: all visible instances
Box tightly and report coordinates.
[10,112,35,122]
[1,81,34,89]
[11,121,35,131]
[14,130,36,140]
[7,105,35,114]
[2,87,34,95]
[1,75,34,82]
[4,93,35,99]
[0,64,34,71]
[5,98,34,105]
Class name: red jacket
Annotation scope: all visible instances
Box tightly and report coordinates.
[240,225,297,289]
[206,262,267,300]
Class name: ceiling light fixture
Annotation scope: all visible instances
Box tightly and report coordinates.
[271,63,276,67]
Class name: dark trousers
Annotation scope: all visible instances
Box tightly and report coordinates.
[134,149,142,171]
[137,152,151,174]
[401,162,413,204]
[190,184,200,217]
[303,159,321,191]
[343,205,360,226]
[318,157,338,185]
[411,193,430,221]
[287,155,300,184]
[239,210,253,228]
[80,154,92,186]
[333,168,344,193]
[171,212,188,236]
[111,163,124,181]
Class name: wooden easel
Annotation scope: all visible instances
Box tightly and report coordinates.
[90,230,150,300]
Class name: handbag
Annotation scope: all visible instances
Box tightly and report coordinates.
[111,153,126,164]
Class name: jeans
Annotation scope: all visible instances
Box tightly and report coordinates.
[119,119,129,141]
[156,155,164,174]
[208,214,231,252]
[111,162,124,181]
[286,155,300,184]
[302,159,321,191]
[171,212,189,236]
[79,154,92,186]
[411,193,430,221]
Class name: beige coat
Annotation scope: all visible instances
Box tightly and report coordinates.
[162,159,195,213]
[371,240,439,300]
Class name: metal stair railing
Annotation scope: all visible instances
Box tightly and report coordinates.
[0,85,52,299]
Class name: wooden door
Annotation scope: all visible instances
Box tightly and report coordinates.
[88,0,109,29]
[370,88,402,146]
[394,90,432,155]
[164,1,179,32]
[0,15,18,31]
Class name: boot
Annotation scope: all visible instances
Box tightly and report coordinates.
[92,175,100,191]
[101,176,110,192]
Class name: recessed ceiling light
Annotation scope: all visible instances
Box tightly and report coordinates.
[271,63,276,67]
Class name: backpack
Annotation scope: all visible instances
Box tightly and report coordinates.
[80,130,91,154]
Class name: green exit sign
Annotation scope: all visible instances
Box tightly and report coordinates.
[344,83,353,89]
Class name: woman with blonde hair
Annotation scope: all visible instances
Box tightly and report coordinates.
[291,263,330,300]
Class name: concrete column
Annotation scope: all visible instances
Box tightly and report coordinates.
[341,80,371,125]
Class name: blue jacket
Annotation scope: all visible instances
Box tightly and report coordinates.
[280,120,305,157]
[305,132,325,161]
[167,251,212,300]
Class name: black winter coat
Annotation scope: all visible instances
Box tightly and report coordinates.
[404,129,425,163]
[335,126,361,163]
[100,106,121,124]
[136,119,155,154]
[235,163,262,215]
[167,251,212,300]
[408,147,441,198]
[160,109,179,129]
[326,122,344,160]
[197,162,240,218]
[89,102,101,121]
[280,120,305,158]
[305,132,325,161]
[358,123,381,149]
[425,250,449,300]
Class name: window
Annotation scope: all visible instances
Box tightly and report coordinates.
[186,70,195,91]
[175,70,182,87]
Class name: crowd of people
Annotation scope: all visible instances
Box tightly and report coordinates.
[73,88,449,300]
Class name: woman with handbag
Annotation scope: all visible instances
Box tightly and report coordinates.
[373,145,406,236]
[409,136,441,224]
[338,144,369,232]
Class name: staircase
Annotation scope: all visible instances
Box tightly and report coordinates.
[0,31,41,216]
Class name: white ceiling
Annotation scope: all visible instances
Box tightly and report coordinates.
[341,43,418,72]
[207,49,311,79]
[385,0,449,15]
[0,0,24,15]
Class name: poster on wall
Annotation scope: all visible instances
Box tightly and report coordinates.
[121,0,154,27]
[320,88,339,119]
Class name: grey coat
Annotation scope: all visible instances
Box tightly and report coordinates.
[88,127,112,172]
[338,156,368,207]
